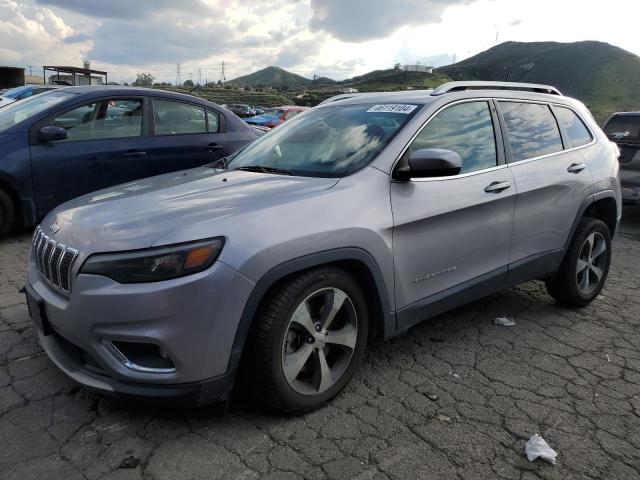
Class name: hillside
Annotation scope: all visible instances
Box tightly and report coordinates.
[437,41,640,121]
[225,66,333,89]
[337,68,450,92]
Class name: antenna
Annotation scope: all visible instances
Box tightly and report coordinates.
[175,61,182,86]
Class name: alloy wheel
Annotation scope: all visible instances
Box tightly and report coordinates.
[576,231,608,295]
[281,287,358,395]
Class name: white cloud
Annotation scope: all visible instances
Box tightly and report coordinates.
[0,0,88,70]
[1,0,640,84]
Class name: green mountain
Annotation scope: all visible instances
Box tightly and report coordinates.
[338,68,450,92]
[226,66,329,89]
[437,41,640,122]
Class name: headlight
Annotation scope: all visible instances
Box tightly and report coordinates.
[80,238,224,283]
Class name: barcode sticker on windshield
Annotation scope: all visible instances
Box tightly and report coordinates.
[367,104,418,114]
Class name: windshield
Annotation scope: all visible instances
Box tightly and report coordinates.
[227,103,420,177]
[604,114,640,142]
[0,90,76,133]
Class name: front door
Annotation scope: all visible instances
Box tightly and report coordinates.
[30,97,150,217]
[391,100,516,329]
[146,98,228,176]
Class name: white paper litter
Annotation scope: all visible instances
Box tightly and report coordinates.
[525,434,557,465]
[493,317,516,326]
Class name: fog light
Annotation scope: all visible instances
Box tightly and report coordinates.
[108,340,176,373]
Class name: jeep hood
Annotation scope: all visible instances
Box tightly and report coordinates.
[44,167,339,252]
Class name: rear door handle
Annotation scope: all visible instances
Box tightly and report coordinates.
[567,163,586,173]
[484,181,511,193]
[122,150,146,158]
[208,143,224,151]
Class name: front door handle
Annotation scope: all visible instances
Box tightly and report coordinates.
[122,150,146,158]
[208,143,224,151]
[567,163,586,173]
[484,181,511,193]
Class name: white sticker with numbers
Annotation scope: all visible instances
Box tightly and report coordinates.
[366,104,418,114]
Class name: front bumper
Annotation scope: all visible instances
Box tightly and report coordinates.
[27,257,254,406]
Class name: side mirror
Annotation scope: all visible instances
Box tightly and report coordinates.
[38,125,68,142]
[394,148,462,180]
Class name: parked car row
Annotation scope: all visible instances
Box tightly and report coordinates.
[244,105,308,128]
[0,86,262,236]
[23,81,623,413]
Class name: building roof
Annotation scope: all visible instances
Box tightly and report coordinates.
[43,66,108,76]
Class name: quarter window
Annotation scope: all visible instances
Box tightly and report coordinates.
[555,107,592,148]
[410,101,497,174]
[500,102,563,162]
[52,99,143,141]
[153,100,206,135]
[207,109,220,133]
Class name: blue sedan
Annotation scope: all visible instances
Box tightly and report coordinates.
[0,86,260,236]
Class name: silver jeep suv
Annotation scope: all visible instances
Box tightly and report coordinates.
[26,82,621,413]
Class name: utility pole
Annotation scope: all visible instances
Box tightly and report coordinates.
[175,61,182,86]
[197,67,202,86]
[220,61,226,83]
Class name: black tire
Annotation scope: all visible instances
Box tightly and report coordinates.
[247,267,369,414]
[0,188,16,238]
[545,217,612,307]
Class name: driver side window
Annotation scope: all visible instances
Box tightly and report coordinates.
[52,99,143,141]
[410,101,497,174]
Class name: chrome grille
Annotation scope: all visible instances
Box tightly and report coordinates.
[32,226,79,294]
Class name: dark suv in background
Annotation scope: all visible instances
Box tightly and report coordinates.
[603,112,640,204]
[0,86,259,236]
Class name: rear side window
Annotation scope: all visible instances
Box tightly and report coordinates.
[410,101,497,174]
[555,106,592,148]
[603,114,640,142]
[153,100,206,135]
[500,102,563,162]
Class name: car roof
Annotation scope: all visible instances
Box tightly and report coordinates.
[318,82,571,108]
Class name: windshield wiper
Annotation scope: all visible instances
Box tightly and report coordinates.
[234,165,292,175]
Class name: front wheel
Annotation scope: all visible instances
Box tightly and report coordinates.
[545,218,612,307]
[247,267,368,413]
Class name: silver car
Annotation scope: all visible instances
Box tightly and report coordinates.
[26,82,621,413]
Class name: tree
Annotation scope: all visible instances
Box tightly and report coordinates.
[183,79,194,87]
[133,73,155,87]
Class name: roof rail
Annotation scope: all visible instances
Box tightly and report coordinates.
[319,89,434,105]
[431,81,562,96]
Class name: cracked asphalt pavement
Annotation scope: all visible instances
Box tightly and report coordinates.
[1,207,640,480]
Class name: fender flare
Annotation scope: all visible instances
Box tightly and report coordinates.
[225,247,395,378]
[564,189,618,251]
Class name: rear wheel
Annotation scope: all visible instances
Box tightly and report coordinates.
[0,188,16,238]
[545,218,611,307]
[248,267,368,413]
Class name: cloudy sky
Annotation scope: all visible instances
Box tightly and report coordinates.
[1,0,639,83]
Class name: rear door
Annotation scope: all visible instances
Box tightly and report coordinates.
[498,101,594,283]
[391,100,516,329]
[30,97,150,217]
[146,98,228,176]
